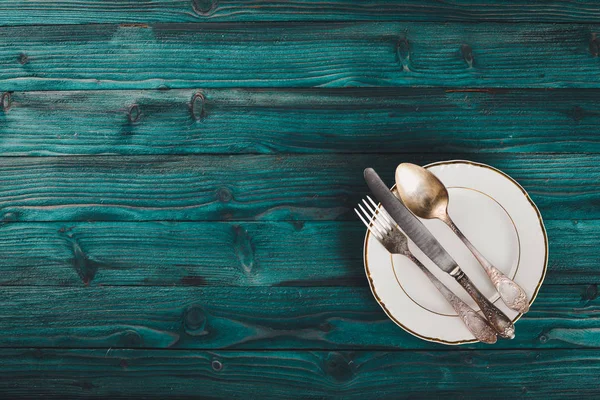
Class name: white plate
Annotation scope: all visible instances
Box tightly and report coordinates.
[364,160,548,345]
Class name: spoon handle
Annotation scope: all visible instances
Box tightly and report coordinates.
[405,253,497,344]
[443,216,530,314]
[453,269,515,339]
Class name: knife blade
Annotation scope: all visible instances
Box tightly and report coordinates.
[364,167,458,275]
[363,167,515,339]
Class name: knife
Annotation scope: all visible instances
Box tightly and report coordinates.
[364,167,515,339]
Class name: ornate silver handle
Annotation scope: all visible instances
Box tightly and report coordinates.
[454,269,515,339]
[406,254,497,344]
[444,217,529,314]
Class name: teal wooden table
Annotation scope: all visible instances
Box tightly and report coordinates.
[1,1,600,398]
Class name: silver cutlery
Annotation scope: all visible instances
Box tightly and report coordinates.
[395,163,529,314]
[355,196,498,344]
[364,167,515,339]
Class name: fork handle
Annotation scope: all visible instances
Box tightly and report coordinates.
[406,254,497,344]
[454,269,515,339]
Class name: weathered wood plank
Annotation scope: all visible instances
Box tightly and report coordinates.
[0,285,598,350]
[4,0,600,24]
[2,23,600,90]
[3,88,600,155]
[0,221,361,287]
[0,220,592,286]
[0,154,594,221]
[1,348,600,399]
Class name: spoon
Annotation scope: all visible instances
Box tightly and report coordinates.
[395,163,530,314]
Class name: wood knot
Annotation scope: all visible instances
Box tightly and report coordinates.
[180,275,207,286]
[582,284,598,301]
[192,0,216,15]
[216,187,233,203]
[1,92,11,112]
[191,92,206,121]
[69,238,100,285]
[396,38,411,71]
[119,359,128,368]
[461,44,474,67]
[81,381,95,391]
[292,220,304,231]
[570,106,585,122]
[184,304,207,335]
[18,53,29,65]
[128,104,141,123]
[324,352,354,382]
[211,359,223,371]
[120,330,143,347]
[319,322,333,332]
[233,225,255,274]
[58,225,74,234]
[590,33,600,57]
[3,212,18,222]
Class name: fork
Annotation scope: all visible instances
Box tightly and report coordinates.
[356,196,498,344]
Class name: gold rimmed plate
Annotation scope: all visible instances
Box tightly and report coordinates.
[363,160,548,345]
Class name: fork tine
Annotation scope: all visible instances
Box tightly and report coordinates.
[357,203,387,237]
[361,203,391,239]
[379,207,397,228]
[362,198,392,232]
[360,203,389,238]
[363,200,392,233]
[354,208,383,240]
[368,212,388,237]
[366,196,395,228]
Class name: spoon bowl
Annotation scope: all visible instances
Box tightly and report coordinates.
[395,163,450,221]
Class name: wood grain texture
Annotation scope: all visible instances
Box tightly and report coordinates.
[0,154,595,222]
[4,0,600,24]
[0,1,597,398]
[3,348,600,399]
[2,23,600,90]
[0,221,360,287]
[0,284,599,350]
[3,88,600,155]
[0,220,592,286]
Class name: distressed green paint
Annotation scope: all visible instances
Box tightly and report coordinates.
[3,0,600,24]
[0,221,360,287]
[0,153,594,221]
[3,348,600,398]
[1,23,600,90]
[0,220,592,286]
[2,89,600,155]
[0,2,598,397]
[0,285,598,350]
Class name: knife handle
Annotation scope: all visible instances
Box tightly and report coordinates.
[406,254,497,344]
[454,270,515,339]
